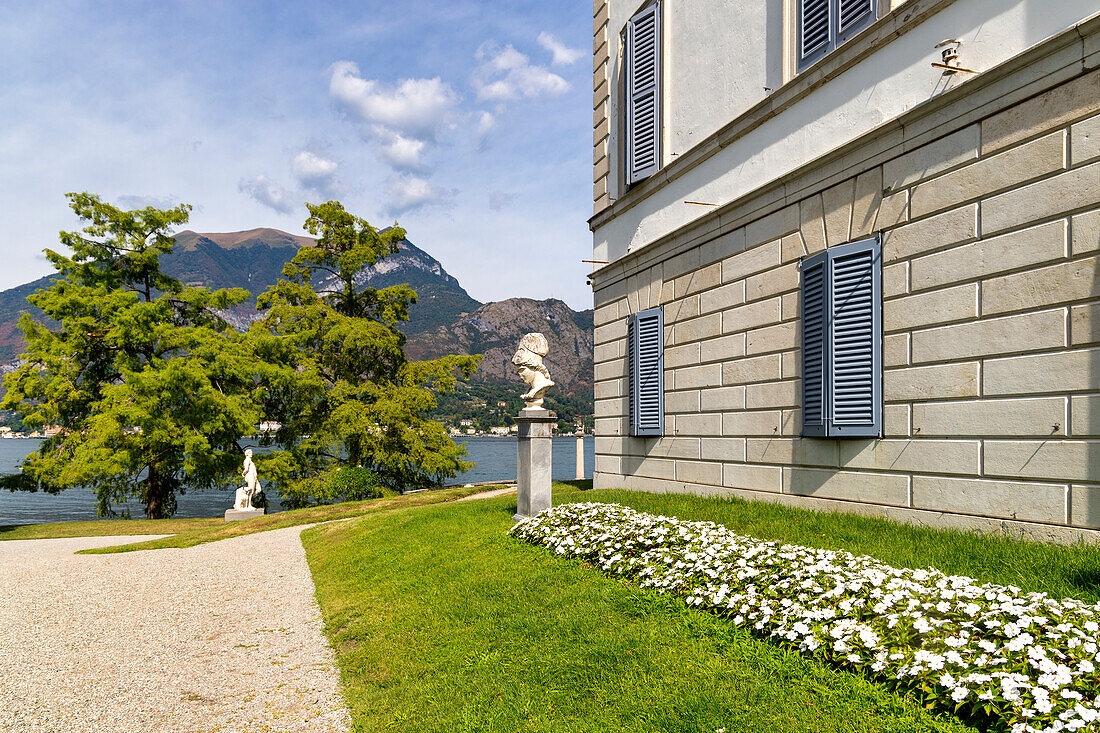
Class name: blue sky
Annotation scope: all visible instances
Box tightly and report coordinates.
[0,0,594,310]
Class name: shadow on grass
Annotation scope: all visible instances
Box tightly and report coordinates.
[1068,567,1100,598]
[549,482,1100,605]
[303,484,976,733]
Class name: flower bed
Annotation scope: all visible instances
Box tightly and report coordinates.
[510,502,1100,733]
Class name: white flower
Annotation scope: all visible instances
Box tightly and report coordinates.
[511,502,1100,733]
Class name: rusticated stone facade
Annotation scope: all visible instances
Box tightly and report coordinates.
[591,18,1100,542]
[593,0,611,215]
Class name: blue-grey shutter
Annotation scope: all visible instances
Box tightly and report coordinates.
[800,253,829,437]
[627,315,636,435]
[827,238,882,437]
[801,237,881,438]
[799,0,831,67]
[626,2,660,185]
[799,0,876,70]
[836,0,875,41]
[629,307,664,437]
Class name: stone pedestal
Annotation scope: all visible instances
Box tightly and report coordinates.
[224,508,265,522]
[514,409,555,522]
[576,435,584,480]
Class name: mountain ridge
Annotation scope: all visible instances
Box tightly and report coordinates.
[0,229,595,408]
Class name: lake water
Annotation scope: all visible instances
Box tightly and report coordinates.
[0,436,595,525]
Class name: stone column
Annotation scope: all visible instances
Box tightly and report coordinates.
[576,435,585,480]
[515,409,555,522]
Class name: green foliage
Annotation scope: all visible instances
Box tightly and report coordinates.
[324,466,389,502]
[433,381,594,432]
[1,193,257,518]
[252,201,480,504]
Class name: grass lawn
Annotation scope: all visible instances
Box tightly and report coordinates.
[574,484,1100,604]
[0,484,495,551]
[0,515,217,541]
[302,479,1100,732]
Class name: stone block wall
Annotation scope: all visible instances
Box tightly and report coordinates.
[592,65,1100,542]
[593,0,611,214]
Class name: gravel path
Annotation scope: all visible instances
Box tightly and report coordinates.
[456,485,517,501]
[0,527,351,733]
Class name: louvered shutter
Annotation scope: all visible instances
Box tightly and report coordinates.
[629,307,664,437]
[801,255,829,437]
[799,0,831,66]
[626,2,660,185]
[799,0,877,71]
[836,0,875,40]
[828,238,881,436]
[800,237,881,438]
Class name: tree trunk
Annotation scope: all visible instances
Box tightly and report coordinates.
[144,462,169,519]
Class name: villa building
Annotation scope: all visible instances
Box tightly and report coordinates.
[589,0,1100,541]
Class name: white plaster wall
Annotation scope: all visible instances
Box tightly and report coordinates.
[607,0,775,201]
[667,0,773,159]
[596,0,1100,264]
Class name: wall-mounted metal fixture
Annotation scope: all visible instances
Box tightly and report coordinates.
[932,39,977,75]
[684,200,718,207]
[582,260,609,265]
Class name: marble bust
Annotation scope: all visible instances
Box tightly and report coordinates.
[512,332,554,409]
[234,449,261,510]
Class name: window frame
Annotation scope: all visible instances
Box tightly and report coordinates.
[627,306,665,437]
[796,0,878,73]
[800,236,883,439]
[624,0,662,187]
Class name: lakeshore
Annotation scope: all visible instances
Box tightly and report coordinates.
[0,436,594,525]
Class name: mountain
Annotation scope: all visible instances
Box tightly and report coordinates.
[0,228,481,361]
[165,229,481,335]
[405,298,595,400]
[0,228,595,415]
[345,237,481,335]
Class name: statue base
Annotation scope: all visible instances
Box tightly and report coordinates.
[224,508,265,522]
[514,409,555,522]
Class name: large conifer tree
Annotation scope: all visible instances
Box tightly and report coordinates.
[2,193,258,518]
[252,201,480,505]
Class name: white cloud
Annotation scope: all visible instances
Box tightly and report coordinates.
[489,45,528,72]
[472,42,570,102]
[238,174,294,214]
[291,151,341,197]
[537,32,583,65]
[476,111,495,135]
[329,61,457,142]
[385,175,451,214]
[328,61,460,175]
[115,194,186,211]
[376,132,427,170]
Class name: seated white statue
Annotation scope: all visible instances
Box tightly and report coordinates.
[234,449,261,510]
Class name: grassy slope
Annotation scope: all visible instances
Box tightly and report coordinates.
[76,485,493,554]
[0,485,493,551]
[303,482,1012,733]
[0,516,217,541]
